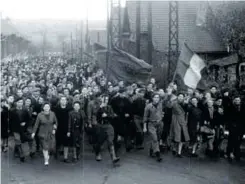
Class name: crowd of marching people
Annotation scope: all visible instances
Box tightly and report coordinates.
[1,56,245,166]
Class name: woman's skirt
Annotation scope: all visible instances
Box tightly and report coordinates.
[39,133,56,151]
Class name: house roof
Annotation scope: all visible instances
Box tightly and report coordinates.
[208,54,238,66]
[126,1,226,53]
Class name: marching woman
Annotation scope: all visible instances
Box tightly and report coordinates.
[66,101,83,162]
[54,96,71,161]
[95,95,120,163]
[32,102,58,166]
[169,93,190,158]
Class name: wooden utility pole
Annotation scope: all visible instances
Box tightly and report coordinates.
[76,24,78,61]
[42,31,46,59]
[147,1,153,65]
[86,8,89,52]
[71,32,73,59]
[97,32,100,43]
[80,21,83,62]
[106,0,112,88]
[62,41,65,59]
[136,1,141,58]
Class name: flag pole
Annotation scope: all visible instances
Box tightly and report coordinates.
[171,41,187,83]
[106,0,110,92]
[71,32,73,59]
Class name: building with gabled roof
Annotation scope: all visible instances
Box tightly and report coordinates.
[125,1,226,54]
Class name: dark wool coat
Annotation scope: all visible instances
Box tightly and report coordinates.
[54,106,71,146]
[67,110,83,147]
[187,104,202,141]
[9,108,31,142]
[1,106,9,139]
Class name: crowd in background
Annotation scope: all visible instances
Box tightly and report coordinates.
[1,56,245,166]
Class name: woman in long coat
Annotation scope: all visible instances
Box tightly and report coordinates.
[170,93,190,157]
[54,96,71,161]
[32,102,58,166]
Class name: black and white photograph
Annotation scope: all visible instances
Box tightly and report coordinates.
[1,0,245,183]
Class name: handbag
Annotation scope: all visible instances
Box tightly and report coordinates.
[200,125,215,139]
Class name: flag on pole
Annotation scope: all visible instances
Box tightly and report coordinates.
[175,43,207,90]
[95,46,152,84]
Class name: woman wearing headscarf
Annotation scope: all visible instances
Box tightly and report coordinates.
[32,102,58,166]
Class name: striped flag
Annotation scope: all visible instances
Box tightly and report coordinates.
[175,43,208,90]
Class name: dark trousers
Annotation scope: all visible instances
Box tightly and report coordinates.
[134,115,144,146]
[226,126,243,159]
[213,127,225,155]
[148,122,163,153]
[162,120,171,144]
[112,117,135,153]
[94,124,114,155]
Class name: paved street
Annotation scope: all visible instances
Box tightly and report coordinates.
[1,137,245,184]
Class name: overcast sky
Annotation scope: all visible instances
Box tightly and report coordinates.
[1,0,126,20]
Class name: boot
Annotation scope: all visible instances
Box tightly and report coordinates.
[17,145,25,162]
[14,145,19,158]
[95,153,102,161]
[155,151,162,162]
[2,145,8,153]
[76,147,81,160]
[54,147,59,159]
[110,146,120,163]
[20,157,25,162]
[30,152,35,159]
[149,148,154,157]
